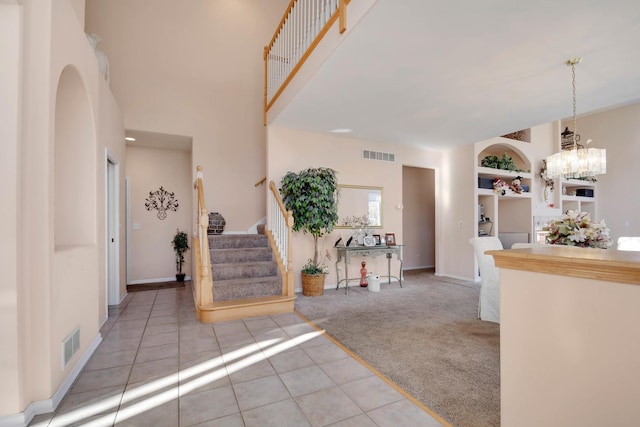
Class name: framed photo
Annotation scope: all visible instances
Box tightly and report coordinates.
[373,234,381,245]
[363,235,376,247]
[385,233,396,245]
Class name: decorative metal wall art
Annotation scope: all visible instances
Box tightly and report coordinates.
[145,186,179,220]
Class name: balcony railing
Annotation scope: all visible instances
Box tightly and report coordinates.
[264,0,349,120]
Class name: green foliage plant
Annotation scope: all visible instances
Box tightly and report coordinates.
[279,167,339,275]
[481,153,518,171]
[171,229,190,274]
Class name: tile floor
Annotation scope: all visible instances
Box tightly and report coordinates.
[30,285,444,427]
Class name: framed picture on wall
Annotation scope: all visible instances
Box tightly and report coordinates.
[373,234,381,245]
[385,233,396,245]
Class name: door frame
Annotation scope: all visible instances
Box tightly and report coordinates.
[105,149,120,306]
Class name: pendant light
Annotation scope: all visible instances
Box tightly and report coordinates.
[545,57,606,179]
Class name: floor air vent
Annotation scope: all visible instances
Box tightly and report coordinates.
[63,327,80,368]
[362,150,395,162]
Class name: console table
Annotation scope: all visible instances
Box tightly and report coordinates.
[335,245,403,294]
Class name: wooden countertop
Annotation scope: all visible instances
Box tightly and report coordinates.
[487,245,640,285]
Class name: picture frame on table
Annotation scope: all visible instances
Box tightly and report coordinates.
[384,233,396,245]
[373,234,381,245]
[363,235,376,247]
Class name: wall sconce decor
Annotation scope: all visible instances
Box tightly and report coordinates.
[145,186,179,220]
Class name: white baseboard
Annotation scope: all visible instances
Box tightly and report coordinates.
[434,272,476,282]
[127,276,191,285]
[0,334,102,427]
[404,264,435,270]
[248,217,266,234]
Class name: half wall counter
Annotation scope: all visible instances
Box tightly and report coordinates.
[487,245,640,427]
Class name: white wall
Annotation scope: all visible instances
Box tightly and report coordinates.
[85,0,291,232]
[126,146,193,283]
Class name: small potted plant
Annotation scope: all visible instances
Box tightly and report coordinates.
[280,167,339,296]
[171,229,190,282]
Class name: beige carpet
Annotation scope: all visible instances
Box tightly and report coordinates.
[295,269,500,427]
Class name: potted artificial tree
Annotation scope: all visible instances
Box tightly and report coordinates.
[171,229,190,282]
[280,167,339,296]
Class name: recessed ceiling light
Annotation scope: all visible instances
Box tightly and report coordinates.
[329,128,352,134]
[125,137,136,141]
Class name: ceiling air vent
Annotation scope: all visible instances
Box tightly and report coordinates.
[362,150,395,162]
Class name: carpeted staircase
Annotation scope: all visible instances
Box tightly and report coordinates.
[209,234,282,302]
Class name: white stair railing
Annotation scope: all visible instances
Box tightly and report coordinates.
[264,0,348,117]
[267,181,295,296]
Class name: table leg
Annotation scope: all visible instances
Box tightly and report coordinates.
[387,253,392,284]
[335,256,341,290]
[344,256,349,294]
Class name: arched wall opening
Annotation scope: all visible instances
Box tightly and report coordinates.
[54,65,95,248]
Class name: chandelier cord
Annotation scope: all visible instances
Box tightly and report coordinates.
[571,61,577,150]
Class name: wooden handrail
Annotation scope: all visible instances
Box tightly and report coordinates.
[269,181,288,216]
[255,177,267,187]
[265,0,297,52]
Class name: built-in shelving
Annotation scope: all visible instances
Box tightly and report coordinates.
[561,178,596,218]
[475,138,534,252]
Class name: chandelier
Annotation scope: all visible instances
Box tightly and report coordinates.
[545,57,606,179]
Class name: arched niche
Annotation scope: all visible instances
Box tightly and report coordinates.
[477,142,532,173]
[54,65,96,248]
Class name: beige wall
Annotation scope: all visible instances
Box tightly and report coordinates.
[571,103,640,242]
[97,77,127,311]
[500,267,640,426]
[402,166,436,269]
[0,2,23,415]
[439,143,476,280]
[85,0,291,232]
[266,125,442,291]
[0,0,126,419]
[126,146,193,283]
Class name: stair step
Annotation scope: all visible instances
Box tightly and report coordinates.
[213,261,278,281]
[211,247,273,264]
[213,276,282,302]
[209,234,268,249]
[198,295,296,323]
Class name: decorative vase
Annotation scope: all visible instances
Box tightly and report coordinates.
[208,212,226,235]
[360,261,368,287]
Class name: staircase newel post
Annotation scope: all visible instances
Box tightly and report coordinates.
[199,209,214,307]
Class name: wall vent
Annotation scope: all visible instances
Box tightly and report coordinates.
[62,327,80,368]
[362,149,395,162]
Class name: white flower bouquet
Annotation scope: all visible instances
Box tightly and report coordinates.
[544,211,612,249]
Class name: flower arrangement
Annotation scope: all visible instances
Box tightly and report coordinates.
[539,159,554,191]
[544,211,612,249]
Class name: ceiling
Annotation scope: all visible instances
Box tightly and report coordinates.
[271,0,640,151]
